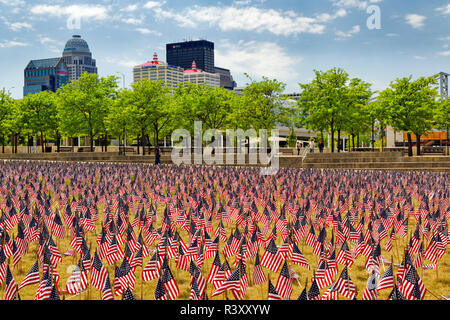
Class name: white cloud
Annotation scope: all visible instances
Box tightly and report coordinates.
[436,4,450,15]
[136,28,162,36]
[0,0,24,6]
[215,40,302,83]
[122,17,144,25]
[335,25,360,39]
[121,4,139,12]
[151,5,347,36]
[0,40,28,48]
[30,4,110,21]
[405,14,426,29]
[385,33,399,37]
[413,56,426,60]
[1,18,32,31]
[143,1,165,9]
[332,0,382,10]
[438,51,450,56]
[38,36,63,46]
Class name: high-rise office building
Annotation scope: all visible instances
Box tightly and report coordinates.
[62,35,97,81]
[166,40,215,74]
[133,52,184,87]
[214,67,236,90]
[23,57,68,96]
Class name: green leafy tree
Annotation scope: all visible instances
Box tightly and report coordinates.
[378,75,439,156]
[298,68,351,152]
[5,99,25,153]
[241,75,288,132]
[343,78,373,150]
[21,91,60,152]
[0,89,13,152]
[127,79,170,154]
[173,83,235,133]
[57,72,118,152]
[106,88,134,152]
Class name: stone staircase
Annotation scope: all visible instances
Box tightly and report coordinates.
[302,152,450,172]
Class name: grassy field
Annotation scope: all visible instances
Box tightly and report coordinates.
[8,200,450,301]
[1,162,448,301]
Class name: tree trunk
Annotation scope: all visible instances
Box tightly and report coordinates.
[141,129,145,156]
[90,131,94,152]
[330,121,335,153]
[415,133,421,156]
[357,134,360,149]
[155,125,159,148]
[407,133,413,157]
[137,136,140,155]
[337,129,341,153]
[371,123,375,151]
[104,135,108,152]
[56,132,60,153]
[2,134,4,153]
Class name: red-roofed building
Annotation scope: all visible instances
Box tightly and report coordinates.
[133,52,184,87]
[183,61,220,88]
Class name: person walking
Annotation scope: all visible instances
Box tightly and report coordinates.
[319,140,324,153]
[309,139,315,153]
[296,140,301,156]
[155,145,161,165]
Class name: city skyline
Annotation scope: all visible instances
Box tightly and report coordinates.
[1,0,450,98]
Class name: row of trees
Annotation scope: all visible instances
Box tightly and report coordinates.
[298,68,450,156]
[0,69,448,156]
[0,73,290,154]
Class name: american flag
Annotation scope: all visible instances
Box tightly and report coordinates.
[260,238,283,273]
[115,257,136,292]
[378,263,394,291]
[34,268,52,300]
[122,286,136,300]
[48,285,60,300]
[4,265,18,300]
[334,265,356,299]
[321,284,339,300]
[91,251,109,290]
[18,260,40,290]
[154,277,168,300]
[142,250,161,282]
[211,267,241,298]
[65,262,88,294]
[400,265,417,298]
[101,275,114,300]
[207,251,221,284]
[252,252,267,285]
[160,265,179,300]
[388,283,404,300]
[362,271,378,300]
[268,279,282,300]
[275,260,292,300]
[336,240,354,267]
[307,277,321,300]
[305,225,317,248]
[106,234,124,265]
[189,276,201,300]
[189,260,206,298]
[297,287,308,300]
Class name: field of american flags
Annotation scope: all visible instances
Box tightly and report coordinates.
[1,160,449,301]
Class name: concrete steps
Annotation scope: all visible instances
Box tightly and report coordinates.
[302,152,450,172]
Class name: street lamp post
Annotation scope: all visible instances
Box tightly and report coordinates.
[115,72,126,154]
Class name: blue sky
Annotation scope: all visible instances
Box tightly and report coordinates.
[1,0,450,98]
